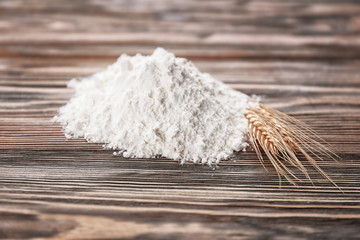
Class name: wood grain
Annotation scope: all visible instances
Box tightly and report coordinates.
[0,0,360,239]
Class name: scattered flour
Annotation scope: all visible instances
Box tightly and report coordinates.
[53,48,258,164]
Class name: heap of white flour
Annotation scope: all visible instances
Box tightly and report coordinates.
[54,48,258,164]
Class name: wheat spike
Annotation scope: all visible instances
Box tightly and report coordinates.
[245,104,342,191]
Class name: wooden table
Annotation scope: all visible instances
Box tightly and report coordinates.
[1,0,360,239]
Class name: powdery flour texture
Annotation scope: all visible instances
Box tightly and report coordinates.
[54,48,258,164]
[54,48,341,189]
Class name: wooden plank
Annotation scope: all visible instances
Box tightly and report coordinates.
[0,0,360,239]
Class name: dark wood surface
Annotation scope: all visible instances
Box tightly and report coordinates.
[1,0,360,239]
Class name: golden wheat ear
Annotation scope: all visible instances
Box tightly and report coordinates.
[245,103,342,192]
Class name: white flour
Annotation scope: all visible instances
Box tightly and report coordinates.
[53,48,258,164]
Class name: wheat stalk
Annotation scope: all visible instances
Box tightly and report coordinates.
[245,103,342,191]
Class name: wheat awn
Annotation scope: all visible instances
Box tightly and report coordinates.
[245,103,342,191]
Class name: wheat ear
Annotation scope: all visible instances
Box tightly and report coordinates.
[245,103,342,191]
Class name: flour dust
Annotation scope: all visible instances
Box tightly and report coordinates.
[53,48,258,164]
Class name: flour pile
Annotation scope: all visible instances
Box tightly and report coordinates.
[53,48,258,164]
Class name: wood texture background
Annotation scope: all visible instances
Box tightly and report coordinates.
[1,0,360,239]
